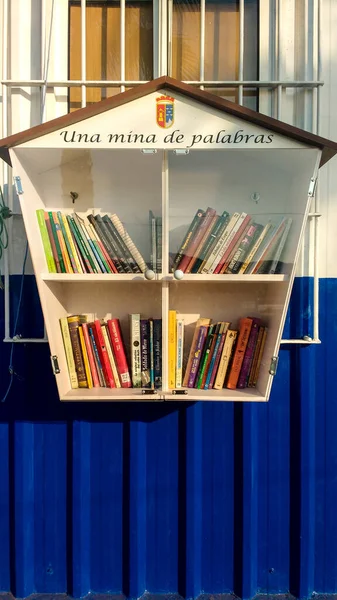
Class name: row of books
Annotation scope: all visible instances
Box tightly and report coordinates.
[60,314,162,390]
[37,209,149,274]
[171,206,292,275]
[168,311,267,390]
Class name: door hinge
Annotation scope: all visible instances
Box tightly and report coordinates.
[269,356,279,376]
[13,176,24,195]
[308,177,317,197]
[51,355,60,375]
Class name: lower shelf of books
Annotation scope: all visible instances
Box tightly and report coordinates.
[60,388,266,402]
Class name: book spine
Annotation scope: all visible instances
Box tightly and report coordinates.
[249,327,268,387]
[130,314,141,387]
[149,211,157,272]
[101,215,134,273]
[201,212,240,274]
[45,213,61,272]
[67,316,88,387]
[253,219,288,274]
[53,212,73,273]
[87,214,123,272]
[89,325,106,386]
[48,211,66,272]
[78,326,93,388]
[140,319,151,388]
[192,212,230,273]
[59,317,78,388]
[218,219,252,274]
[107,319,132,388]
[240,221,273,274]
[178,207,217,273]
[149,318,155,389]
[215,214,251,274]
[156,217,162,273]
[67,215,94,273]
[185,213,218,273]
[188,325,208,388]
[226,222,261,273]
[266,218,292,274]
[102,325,121,388]
[195,330,215,389]
[213,330,238,390]
[247,325,265,387]
[206,326,229,389]
[110,214,147,272]
[168,310,177,389]
[176,318,184,388]
[85,221,112,273]
[92,320,116,388]
[226,318,253,389]
[237,318,261,388]
[182,318,211,387]
[82,322,100,387]
[61,212,83,273]
[36,209,57,273]
[57,211,78,273]
[73,213,101,272]
[153,319,162,389]
[173,209,205,271]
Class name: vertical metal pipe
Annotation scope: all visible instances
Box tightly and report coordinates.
[200,0,205,89]
[2,0,10,339]
[167,0,172,77]
[81,0,86,107]
[312,0,320,340]
[238,0,244,104]
[276,0,282,119]
[120,0,125,91]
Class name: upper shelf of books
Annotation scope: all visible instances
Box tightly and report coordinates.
[14,144,318,279]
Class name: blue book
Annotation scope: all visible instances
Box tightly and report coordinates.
[204,331,223,390]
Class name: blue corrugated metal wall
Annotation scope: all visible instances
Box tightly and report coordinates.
[0,275,336,600]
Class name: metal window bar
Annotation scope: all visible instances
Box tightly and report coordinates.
[1,0,322,344]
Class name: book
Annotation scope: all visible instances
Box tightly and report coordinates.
[226,318,253,389]
[67,215,94,273]
[176,318,184,388]
[237,318,261,388]
[168,310,177,388]
[172,208,205,271]
[178,207,217,273]
[92,319,116,388]
[204,321,230,389]
[45,212,61,272]
[201,212,241,273]
[57,211,78,273]
[239,221,273,274]
[60,212,83,273]
[36,209,57,273]
[53,212,73,273]
[87,213,124,273]
[67,315,88,387]
[185,212,218,273]
[192,211,230,273]
[213,330,238,390]
[187,324,209,388]
[85,220,112,273]
[73,213,101,272]
[102,323,121,388]
[156,217,162,273]
[153,319,162,389]
[102,215,135,273]
[130,314,141,387]
[216,214,252,274]
[107,318,132,388]
[78,324,93,388]
[248,326,268,387]
[48,211,66,273]
[195,324,217,389]
[253,217,289,274]
[88,324,106,386]
[149,210,157,272]
[110,213,147,273]
[140,319,151,387]
[59,317,78,388]
[149,318,155,389]
[262,218,292,274]
[226,222,263,274]
[81,322,100,387]
[182,318,211,387]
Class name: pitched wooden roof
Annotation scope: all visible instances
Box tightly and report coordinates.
[0,76,336,166]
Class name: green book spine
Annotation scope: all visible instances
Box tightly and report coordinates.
[91,238,112,273]
[67,215,94,273]
[57,211,78,273]
[72,214,100,273]
[36,209,57,273]
[48,211,66,272]
[195,326,215,389]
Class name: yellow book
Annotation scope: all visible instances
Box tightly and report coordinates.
[213,330,238,390]
[168,310,177,389]
[102,325,121,388]
[59,317,78,389]
[78,326,93,389]
[61,213,83,273]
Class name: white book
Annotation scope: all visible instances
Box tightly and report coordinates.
[130,313,141,387]
[201,212,240,273]
[175,319,184,388]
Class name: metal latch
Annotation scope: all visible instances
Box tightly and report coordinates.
[141,389,158,395]
[50,355,60,375]
[308,177,317,197]
[172,389,188,395]
[13,176,24,195]
[269,356,279,376]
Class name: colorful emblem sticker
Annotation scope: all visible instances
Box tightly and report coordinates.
[156,95,174,129]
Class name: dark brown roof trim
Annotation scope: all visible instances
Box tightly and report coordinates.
[0,76,336,167]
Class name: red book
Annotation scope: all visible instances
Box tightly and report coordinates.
[92,320,116,388]
[178,207,217,273]
[96,240,118,273]
[82,322,100,387]
[226,317,253,389]
[237,318,261,388]
[214,215,251,274]
[107,318,132,388]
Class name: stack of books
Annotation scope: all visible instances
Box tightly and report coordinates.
[171,206,292,275]
[169,311,267,390]
[60,314,162,390]
[37,209,148,274]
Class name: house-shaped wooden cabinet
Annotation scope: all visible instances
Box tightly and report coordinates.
[1,77,337,402]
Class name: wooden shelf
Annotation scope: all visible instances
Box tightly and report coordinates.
[62,387,162,401]
[41,272,288,283]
